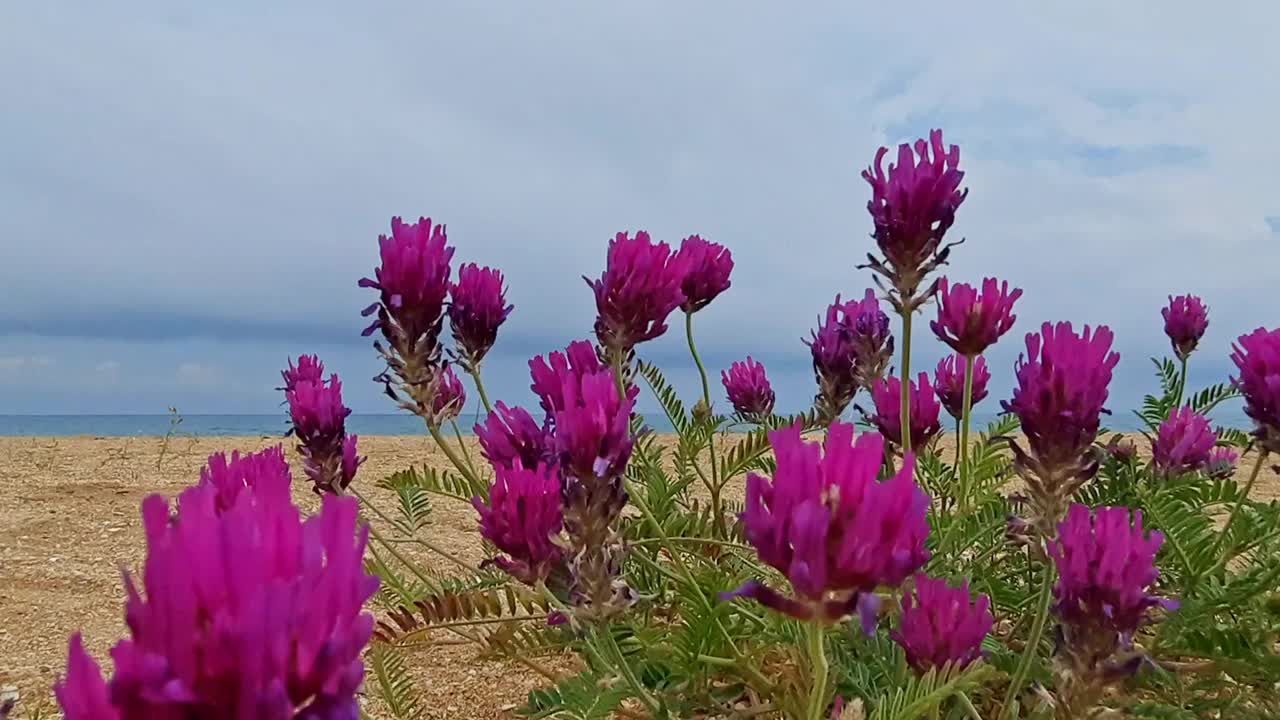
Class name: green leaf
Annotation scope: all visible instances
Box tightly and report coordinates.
[520,672,630,720]
[368,644,426,720]
[379,464,488,504]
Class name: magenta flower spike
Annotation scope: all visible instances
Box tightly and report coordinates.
[1046,504,1177,717]
[807,290,894,422]
[933,354,990,421]
[359,216,455,417]
[529,340,605,422]
[449,263,513,371]
[429,365,467,424]
[1162,294,1209,362]
[472,463,565,586]
[724,423,931,631]
[674,234,733,313]
[585,231,689,357]
[475,401,552,472]
[1205,446,1239,480]
[722,356,776,418]
[553,367,638,485]
[1230,327,1280,454]
[931,277,1022,357]
[57,481,379,720]
[285,372,364,494]
[1049,504,1175,660]
[199,445,292,513]
[279,354,325,393]
[891,574,993,674]
[861,129,968,309]
[1152,407,1216,477]
[870,373,942,451]
[1002,322,1120,529]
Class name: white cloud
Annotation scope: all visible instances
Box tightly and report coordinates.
[175,362,221,388]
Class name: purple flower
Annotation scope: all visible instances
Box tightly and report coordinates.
[553,367,638,483]
[1049,504,1174,641]
[861,129,968,305]
[724,423,930,630]
[57,481,379,720]
[722,357,776,418]
[891,574,993,674]
[807,290,894,422]
[472,463,565,586]
[359,216,455,415]
[674,234,733,313]
[429,365,467,424]
[198,445,292,513]
[585,231,689,355]
[1152,407,1216,477]
[476,402,552,472]
[529,340,605,421]
[1002,323,1120,527]
[286,372,364,494]
[1230,327,1280,453]
[870,373,943,451]
[931,277,1022,357]
[280,354,325,393]
[449,263,513,370]
[933,354,990,421]
[1162,294,1208,361]
[1205,446,1239,479]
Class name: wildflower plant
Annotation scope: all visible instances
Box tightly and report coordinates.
[57,133,1280,720]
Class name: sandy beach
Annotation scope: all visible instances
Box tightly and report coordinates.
[2,433,1276,718]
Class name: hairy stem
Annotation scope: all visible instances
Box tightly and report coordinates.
[467,366,495,415]
[1003,565,1054,720]
[427,422,483,489]
[601,628,662,715]
[449,418,475,467]
[1173,355,1189,410]
[900,308,915,453]
[686,311,725,535]
[805,621,830,720]
[958,354,975,512]
[1210,450,1269,570]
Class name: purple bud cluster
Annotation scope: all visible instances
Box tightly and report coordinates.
[1162,294,1209,362]
[933,353,990,421]
[807,290,894,422]
[870,373,942,452]
[284,361,364,495]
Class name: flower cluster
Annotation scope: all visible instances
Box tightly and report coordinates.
[725,423,930,632]
[933,353,990,421]
[429,365,467,425]
[1163,294,1209,361]
[1231,326,1280,454]
[475,401,551,472]
[807,290,894,422]
[870,373,942,451]
[285,366,363,494]
[586,231,688,359]
[891,574,993,674]
[722,356,775,418]
[360,216,455,416]
[279,354,325,392]
[1047,504,1175,714]
[675,234,733,313]
[930,277,1022,357]
[861,129,967,310]
[1002,322,1120,530]
[472,463,565,586]
[449,263,513,371]
[1152,406,1216,477]
[198,445,291,512]
[57,468,378,720]
[1204,446,1239,480]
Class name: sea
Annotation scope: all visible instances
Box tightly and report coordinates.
[0,409,1253,437]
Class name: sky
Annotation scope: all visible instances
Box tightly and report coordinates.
[1,2,1277,417]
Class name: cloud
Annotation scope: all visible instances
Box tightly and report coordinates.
[175,362,223,388]
[0,2,1276,414]
[0,355,53,373]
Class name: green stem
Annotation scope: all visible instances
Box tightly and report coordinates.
[1173,355,1189,410]
[1210,450,1269,569]
[900,309,915,454]
[349,486,479,574]
[958,354,975,513]
[601,628,662,715]
[686,311,725,535]
[805,621,830,720]
[427,422,483,489]
[449,418,475,467]
[1003,565,1054,720]
[467,366,495,415]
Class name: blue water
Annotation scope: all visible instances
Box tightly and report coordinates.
[0,410,1252,437]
